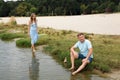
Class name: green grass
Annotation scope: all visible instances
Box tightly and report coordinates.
[16,34,50,47]
[43,33,120,72]
[0,33,27,40]
[16,38,31,48]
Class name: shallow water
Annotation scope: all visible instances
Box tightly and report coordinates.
[0,40,112,80]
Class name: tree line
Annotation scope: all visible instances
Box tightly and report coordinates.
[0,0,120,17]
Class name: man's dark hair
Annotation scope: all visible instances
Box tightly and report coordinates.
[77,33,84,37]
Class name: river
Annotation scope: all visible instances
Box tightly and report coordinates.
[0,40,112,80]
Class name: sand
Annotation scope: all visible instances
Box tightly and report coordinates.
[0,13,120,35]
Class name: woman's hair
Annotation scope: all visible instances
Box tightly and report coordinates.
[30,13,37,23]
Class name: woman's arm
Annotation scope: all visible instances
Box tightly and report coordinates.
[36,20,39,33]
[28,21,31,35]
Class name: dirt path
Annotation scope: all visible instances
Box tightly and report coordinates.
[107,70,120,80]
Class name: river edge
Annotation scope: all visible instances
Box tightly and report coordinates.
[106,69,120,80]
[36,45,120,80]
[0,37,119,80]
[10,37,120,80]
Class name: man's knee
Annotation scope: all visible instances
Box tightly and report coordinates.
[70,52,73,55]
[70,52,74,58]
[70,52,78,58]
[82,60,89,65]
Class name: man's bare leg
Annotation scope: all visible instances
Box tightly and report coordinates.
[69,52,75,70]
[72,60,89,75]
[69,51,78,70]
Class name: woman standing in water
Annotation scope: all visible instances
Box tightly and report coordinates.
[28,13,38,53]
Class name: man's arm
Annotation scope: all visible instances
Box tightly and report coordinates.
[86,40,93,60]
[70,46,76,53]
[70,41,79,54]
[86,48,93,60]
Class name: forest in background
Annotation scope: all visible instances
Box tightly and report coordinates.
[0,0,120,17]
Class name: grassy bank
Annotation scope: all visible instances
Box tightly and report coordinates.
[0,33,27,40]
[16,28,120,72]
[0,21,120,73]
[16,35,49,48]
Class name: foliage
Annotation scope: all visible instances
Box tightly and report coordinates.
[16,34,49,47]
[1,0,120,17]
[0,33,26,40]
[7,16,17,25]
[11,2,34,16]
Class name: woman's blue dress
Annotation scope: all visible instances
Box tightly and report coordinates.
[30,22,38,45]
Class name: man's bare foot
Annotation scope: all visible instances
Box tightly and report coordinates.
[72,71,77,76]
[64,57,67,63]
[69,67,74,71]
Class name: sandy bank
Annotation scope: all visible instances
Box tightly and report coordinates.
[0,13,120,35]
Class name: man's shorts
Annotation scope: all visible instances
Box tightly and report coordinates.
[78,53,93,63]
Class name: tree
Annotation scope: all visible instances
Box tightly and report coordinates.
[7,1,20,16]
[55,7,62,15]
[80,4,88,14]
[0,0,3,4]
[91,2,99,14]
[117,2,120,12]
[30,7,38,13]
[13,2,33,16]
[0,2,10,17]
[105,1,115,12]
[0,0,120,16]
[97,2,107,13]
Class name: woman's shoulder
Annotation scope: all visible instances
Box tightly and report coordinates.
[29,20,32,24]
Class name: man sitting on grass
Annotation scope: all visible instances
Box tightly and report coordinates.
[69,33,93,75]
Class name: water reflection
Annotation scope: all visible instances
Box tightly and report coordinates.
[29,52,39,80]
[70,73,91,80]
[0,40,112,80]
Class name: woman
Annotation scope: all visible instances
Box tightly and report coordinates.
[28,13,38,53]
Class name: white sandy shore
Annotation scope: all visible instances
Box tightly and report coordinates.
[0,13,120,35]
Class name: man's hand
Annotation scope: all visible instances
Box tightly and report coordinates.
[70,46,76,53]
[82,58,88,62]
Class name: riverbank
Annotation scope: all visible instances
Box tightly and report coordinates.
[0,13,120,35]
[0,18,120,79]
[107,69,120,80]
[0,39,72,80]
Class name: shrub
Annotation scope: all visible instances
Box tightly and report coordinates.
[1,33,26,40]
[36,36,49,45]
[99,64,110,73]
[7,16,17,25]
[16,34,49,48]
[102,39,113,44]
[16,38,31,48]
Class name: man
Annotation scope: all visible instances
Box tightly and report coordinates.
[69,33,93,75]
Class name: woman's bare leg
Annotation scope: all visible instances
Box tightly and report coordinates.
[31,44,35,52]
